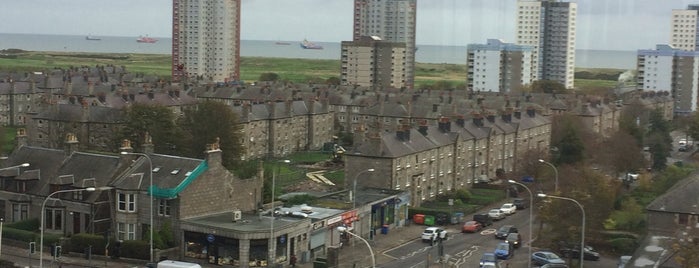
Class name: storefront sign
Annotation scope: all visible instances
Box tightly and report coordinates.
[311,220,326,230]
[206,234,215,243]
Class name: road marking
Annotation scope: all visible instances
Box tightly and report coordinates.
[447,245,480,267]
[480,228,497,235]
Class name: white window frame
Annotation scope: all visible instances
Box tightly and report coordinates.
[117,192,137,212]
[158,199,171,216]
[117,222,136,240]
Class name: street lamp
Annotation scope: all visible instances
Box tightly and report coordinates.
[508,180,533,268]
[538,159,559,193]
[337,226,375,268]
[40,187,100,267]
[121,151,154,263]
[270,159,290,265]
[353,168,375,209]
[537,193,585,268]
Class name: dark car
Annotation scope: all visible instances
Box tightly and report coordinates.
[505,232,522,248]
[559,245,600,261]
[512,198,528,210]
[473,213,493,227]
[495,225,518,239]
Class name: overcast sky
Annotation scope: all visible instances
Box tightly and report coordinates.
[0,0,694,50]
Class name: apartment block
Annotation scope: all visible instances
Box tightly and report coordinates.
[466,39,533,92]
[353,0,416,89]
[516,0,577,89]
[341,36,407,90]
[637,44,699,114]
[671,5,699,51]
[172,0,241,82]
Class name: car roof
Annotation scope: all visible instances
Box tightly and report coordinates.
[425,227,440,231]
[502,203,514,206]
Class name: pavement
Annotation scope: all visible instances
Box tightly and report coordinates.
[0,223,428,268]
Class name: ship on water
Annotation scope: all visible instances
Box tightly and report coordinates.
[85,35,101,41]
[300,39,323,49]
[137,36,158,43]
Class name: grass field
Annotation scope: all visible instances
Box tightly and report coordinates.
[0,50,626,89]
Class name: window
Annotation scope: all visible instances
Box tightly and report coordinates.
[44,208,63,230]
[159,199,172,216]
[12,203,28,222]
[117,222,136,240]
[117,193,136,212]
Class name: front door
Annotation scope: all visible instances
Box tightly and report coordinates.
[73,212,81,234]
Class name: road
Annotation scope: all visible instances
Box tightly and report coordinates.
[379,206,620,268]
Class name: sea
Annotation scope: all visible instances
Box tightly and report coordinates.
[0,33,637,69]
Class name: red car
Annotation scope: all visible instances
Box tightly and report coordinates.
[462,220,483,233]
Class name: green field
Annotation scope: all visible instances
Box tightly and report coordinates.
[0,50,627,89]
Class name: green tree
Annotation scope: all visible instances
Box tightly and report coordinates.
[647,109,672,170]
[551,115,585,165]
[176,101,244,169]
[326,76,341,85]
[119,104,180,154]
[599,131,646,176]
[530,80,567,93]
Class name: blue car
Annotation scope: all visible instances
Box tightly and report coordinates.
[479,252,497,267]
[494,242,513,259]
[532,251,566,266]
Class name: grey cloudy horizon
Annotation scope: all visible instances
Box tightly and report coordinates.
[1,0,695,50]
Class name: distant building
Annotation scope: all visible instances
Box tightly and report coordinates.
[353,0,416,89]
[670,5,699,51]
[341,36,407,90]
[516,0,577,89]
[172,0,241,83]
[466,39,533,93]
[637,44,699,114]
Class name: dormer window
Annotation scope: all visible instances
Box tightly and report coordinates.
[171,169,181,175]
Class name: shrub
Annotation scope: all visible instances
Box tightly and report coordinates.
[67,233,105,255]
[118,239,150,260]
[6,218,39,231]
[3,227,37,242]
[608,237,638,255]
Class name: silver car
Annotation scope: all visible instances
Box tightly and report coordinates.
[488,208,505,220]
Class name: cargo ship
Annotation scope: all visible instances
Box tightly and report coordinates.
[137,36,158,43]
[300,39,323,49]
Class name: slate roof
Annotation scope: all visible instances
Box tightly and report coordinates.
[646,175,699,213]
[33,104,125,123]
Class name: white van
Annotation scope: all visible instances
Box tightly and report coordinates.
[157,260,202,268]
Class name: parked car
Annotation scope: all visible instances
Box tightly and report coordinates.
[540,264,568,268]
[618,255,632,268]
[559,245,600,261]
[488,209,506,220]
[481,262,500,268]
[495,225,518,239]
[531,251,566,266]
[494,242,513,259]
[512,198,528,210]
[479,252,497,268]
[473,213,494,226]
[421,227,444,243]
[505,232,522,248]
[462,220,483,233]
[500,203,517,215]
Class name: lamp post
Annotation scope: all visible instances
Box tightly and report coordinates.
[537,193,585,268]
[270,159,290,266]
[121,151,154,263]
[0,163,28,260]
[353,168,375,209]
[538,159,559,193]
[508,180,533,268]
[337,226,375,268]
[40,187,98,267]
